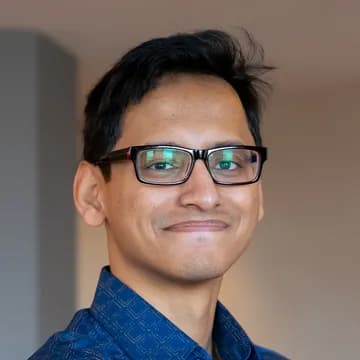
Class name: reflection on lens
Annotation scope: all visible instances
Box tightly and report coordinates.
[208,149,259,184]
[137,148,192,183]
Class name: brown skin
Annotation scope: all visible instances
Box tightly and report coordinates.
[73,74,264,355]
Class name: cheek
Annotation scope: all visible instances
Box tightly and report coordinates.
[103,172,138,227]
[134,189,176,232]
[228,185,262,224]
[106,180,172,234]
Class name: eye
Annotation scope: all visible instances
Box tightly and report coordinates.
[148,162,177,170]
[214,160,240,170]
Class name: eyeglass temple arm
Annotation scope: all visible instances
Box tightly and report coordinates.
[95,147,132,164]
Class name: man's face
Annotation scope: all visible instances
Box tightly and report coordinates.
[101,74,264,283]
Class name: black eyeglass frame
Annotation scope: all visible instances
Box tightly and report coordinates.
[96,144,267,185]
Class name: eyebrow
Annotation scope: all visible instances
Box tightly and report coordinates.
[143,140,246,148]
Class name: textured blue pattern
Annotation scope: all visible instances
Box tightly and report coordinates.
[29,266,289,359]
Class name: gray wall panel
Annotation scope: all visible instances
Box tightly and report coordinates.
[0,30,76,359]
[36,33,76,345]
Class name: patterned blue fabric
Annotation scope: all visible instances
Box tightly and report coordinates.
[29,266,289,359]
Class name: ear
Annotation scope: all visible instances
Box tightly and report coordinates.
[73,161,106,227]
[257,182,264,222]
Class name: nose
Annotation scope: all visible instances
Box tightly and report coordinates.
[178,160,221,211]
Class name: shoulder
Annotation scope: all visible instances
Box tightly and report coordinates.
[254,344,291,360]
[28,331,105,360]
[28,309,127,360]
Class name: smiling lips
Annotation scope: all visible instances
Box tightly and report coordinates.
[164,220,229,232]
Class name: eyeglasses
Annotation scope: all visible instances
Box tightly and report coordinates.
[96,144,267,185]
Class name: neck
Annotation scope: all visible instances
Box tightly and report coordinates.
[110,262,222,353]
[151,277,222,353]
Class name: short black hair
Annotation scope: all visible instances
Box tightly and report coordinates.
[83,29,274,179]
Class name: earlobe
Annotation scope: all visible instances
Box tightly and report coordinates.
[73,161,106,227]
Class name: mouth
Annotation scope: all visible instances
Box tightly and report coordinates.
[163,220,229,232]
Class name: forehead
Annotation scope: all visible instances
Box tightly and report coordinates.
[117,74,254,149]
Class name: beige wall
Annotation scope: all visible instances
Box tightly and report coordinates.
[220,83,360,359]
[76,81,360,359]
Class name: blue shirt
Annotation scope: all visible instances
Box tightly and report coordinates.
[29,266,289,359]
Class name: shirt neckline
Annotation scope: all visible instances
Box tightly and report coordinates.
[90,266,255,360]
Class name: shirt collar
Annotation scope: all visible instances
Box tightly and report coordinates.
[90,266,257,360]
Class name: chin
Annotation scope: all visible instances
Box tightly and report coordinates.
[178,269,225,284]
[158,237,245,283]
[172,257,231,283]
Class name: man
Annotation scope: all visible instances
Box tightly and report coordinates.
[30,29,289,359]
